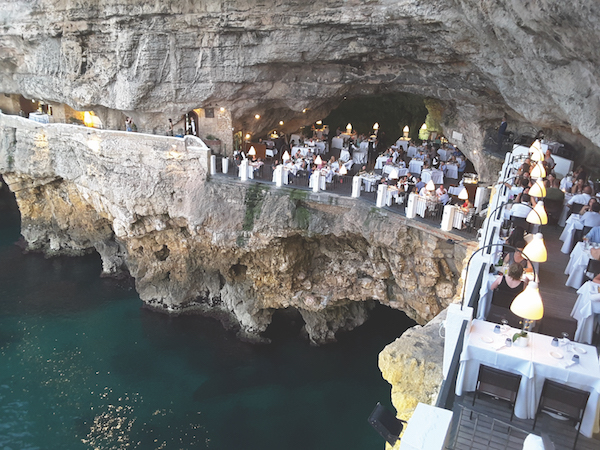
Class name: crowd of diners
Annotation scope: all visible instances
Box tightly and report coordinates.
[231,128,473,212]
[487,145,600,327]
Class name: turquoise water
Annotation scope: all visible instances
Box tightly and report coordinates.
[0,188,415,449]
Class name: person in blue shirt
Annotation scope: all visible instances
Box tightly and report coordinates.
[584,226,600,243]
[415,177,425,193]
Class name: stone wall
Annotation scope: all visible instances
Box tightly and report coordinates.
[0,113,471,344]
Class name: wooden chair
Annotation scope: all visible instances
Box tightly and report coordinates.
[472,365,522,421]
[585,258,600,282]
[533,379,590,450]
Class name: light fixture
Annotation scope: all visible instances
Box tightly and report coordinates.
[373,123,379,131]
[279,120,284,126]
[302,108,307,113]
[421,123,427,130]
[282,151,290,161]
[529,178,547,198]
[316,120,322,125]
[339,165,348,175]
[254,114,260,120]
[522,232,547,263]
[510,281,544,321]
[248,146,256,156]
[458,187,469,200]
[530,140,544,162]
[530,162,546,179]
[346,123,352,133]
[403,125,409,138]
[220,107,225,112]
[526,201,548,225]
[315,155,323,165]
[426,180,435,191]
[245,133,251,141]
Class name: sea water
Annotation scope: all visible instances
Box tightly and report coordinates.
[0,187,415,449]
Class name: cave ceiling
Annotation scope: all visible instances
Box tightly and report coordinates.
[0,0,599,151]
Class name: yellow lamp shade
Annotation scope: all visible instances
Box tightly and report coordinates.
[458,187,469,200]
[522,233,547,262]
[373,122,379,130]
[403,125,409,133]
[282,151,290,161]
[529,179,546,198]
[526,201,548,225]
[248,146,256,156]
[510,281,544,321]
[315,155,323,165]
[339,165,348,175]
[346,123,352,132]
[530,163,546,179]
[426,180,435,191]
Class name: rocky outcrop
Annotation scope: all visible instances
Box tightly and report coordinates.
[1,1,599,179]
[0,113,470,343]
[379,309,446,422]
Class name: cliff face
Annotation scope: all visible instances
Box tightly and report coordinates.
[1,1,599,179]
[0,114,469,343]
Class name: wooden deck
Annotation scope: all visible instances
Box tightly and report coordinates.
[448,224,600,449]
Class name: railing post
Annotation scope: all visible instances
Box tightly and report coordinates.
[376,184,386,208]
[406,193,417,218]
[351,176,361,198]
[240,159,248,181]
[440,204,455,231]
[310,171,320,192]
[222,157,229,174]
[210,155,216,175]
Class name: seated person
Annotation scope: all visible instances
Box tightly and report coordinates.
[415,176,425,192]
[436,185,449,204]
[490,263,528,309]
[568,185,593,205]
[508,193,533,219]
[584,225,600,244]
[503,240,533,273]
[578,197,598,215]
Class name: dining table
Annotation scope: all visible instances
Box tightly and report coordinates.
[565,241,600,289]
[571,280,600,344]
[437,148,451,161]
[445,163,459,179]
[331,137,344,149]
[375,155,388,169]
[359,174,381,193]
[407,146,418,158]
[456,319,600,438]
[408,159,423,175]
[353,149,368,164]
[559,214,584,254]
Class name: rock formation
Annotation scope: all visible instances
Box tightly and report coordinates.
[0,113,470,343]
[1,1,599,180]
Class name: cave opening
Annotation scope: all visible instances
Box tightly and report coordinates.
[335,302,417,346]
[262,307,306,342]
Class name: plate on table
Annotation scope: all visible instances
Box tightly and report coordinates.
[550,351,563,359]
[480,336,494,344]
[573,346,587,354]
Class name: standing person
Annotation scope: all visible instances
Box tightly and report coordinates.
[167,119,174,136]
[497,115,508,152]
[125,117,133,132]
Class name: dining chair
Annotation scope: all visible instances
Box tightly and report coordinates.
[585,258,600,281]
[367,402,406,446]
[532,379,590,450]
[472,365,522,421]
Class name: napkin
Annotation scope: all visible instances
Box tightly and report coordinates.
[563,361,578,369]
[494,343,507,351]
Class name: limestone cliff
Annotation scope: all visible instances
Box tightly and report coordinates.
[0,113,469,343]
[1,1,599,180]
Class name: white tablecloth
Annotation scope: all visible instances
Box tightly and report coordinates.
[331,137,344,149]
[456,319,600,438]
[445,164,459,179]
[266,149,276,157]
[408,159,423,175]
[395,139,409,151]
[565,242,595,289]
[448,186,464,197]
[353,150,368,164]
[437,148,451,161]
[375,155,388,169]
[572,281,600,344]
[407,146,418,158]
[359,174,381,192]
[560,214,584,254]
[29,113,50,123]
[339,149,351,162]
